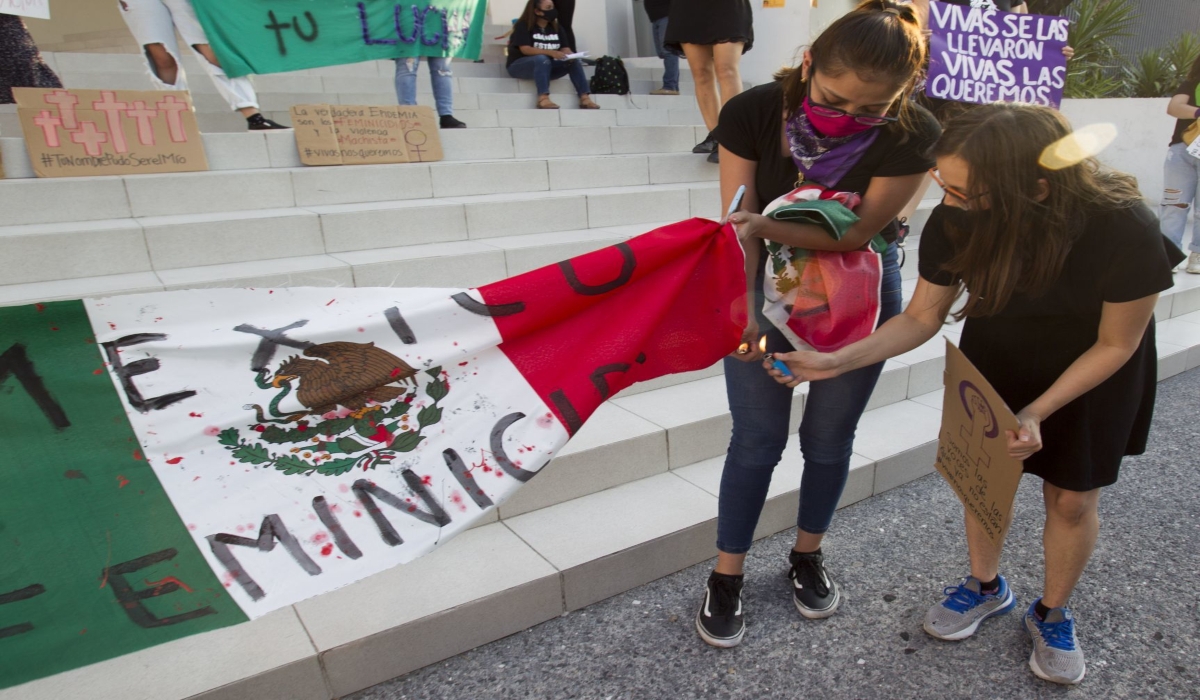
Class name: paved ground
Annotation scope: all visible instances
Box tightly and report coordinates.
[352,368,1200,700]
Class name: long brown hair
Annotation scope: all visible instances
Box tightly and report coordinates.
[517,0,556,32]
[776,0,927,133]
[935,103,1143,320]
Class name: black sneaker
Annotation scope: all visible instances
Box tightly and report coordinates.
[695,571,745,648]
[440,114,467,129]
[693,130,717,154]
[788,550,841,619]
[707,148,719,164]
[246,114,290,130]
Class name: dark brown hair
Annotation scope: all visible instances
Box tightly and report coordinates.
[518,0,557,32]
[935,102,1143,320]
[1187,54,1200,85]
[776,0,927,132]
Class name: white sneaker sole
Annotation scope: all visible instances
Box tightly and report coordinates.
[694,609,744,648]
[1029,651,1086,685]
[923,589,1015,641]
[793,583,841,619]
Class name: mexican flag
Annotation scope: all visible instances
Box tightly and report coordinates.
[0,219,744,689]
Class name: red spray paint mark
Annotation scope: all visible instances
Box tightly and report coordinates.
[338,483,351,493]
[80,629,87,635]
[325,298,336,306]
[108,322,117,331]
[358,327,365,333]
[420,474,433,486]
[116,475,130,488]
[144,576,194,593]
[192,476,201,482]
[330,503,342,513]
[35,303,45,313]
[537,412,555,428]
[49,326,59,331]
[189,412,203,418]
[93,368,104,375]
[458,362,469,367]
[203,426,221,436]
[320,544,334,556]
[353,510,362,518]
[165,456,183,465]
[312,532,329,544]
[390,367,404,378]
[132,450,143,461]
[449,490,467,512]
[188,524,197,531]
[369,425,392,443]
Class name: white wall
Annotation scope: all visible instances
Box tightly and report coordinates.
[1059,98,1175,204]
[739,1,812,86]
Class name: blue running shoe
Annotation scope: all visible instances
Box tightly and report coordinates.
[923,575,1016,641]
[1025,599,1086,684]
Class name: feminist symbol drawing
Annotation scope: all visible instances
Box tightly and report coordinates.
[958,380,998,469]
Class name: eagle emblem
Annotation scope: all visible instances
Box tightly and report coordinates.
[218,341,449,477]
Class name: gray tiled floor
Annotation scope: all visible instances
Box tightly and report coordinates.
[353,367,1200,700]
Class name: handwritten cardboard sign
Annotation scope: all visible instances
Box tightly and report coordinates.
[0,0,50,20]
[290,103,443,166]
[934,339,1024,547]
[14,88,208,178]
[927,2,1069,108]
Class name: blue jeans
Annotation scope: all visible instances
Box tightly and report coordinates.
[716,244,904,554]
[1161,142,1200,253]
[394,56,454,116]
[651,17,680,91]
[506,55,590,97]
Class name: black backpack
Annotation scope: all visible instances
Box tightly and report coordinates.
[589,56,630,95]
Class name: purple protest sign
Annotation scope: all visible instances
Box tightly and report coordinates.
[927,2,1070,109]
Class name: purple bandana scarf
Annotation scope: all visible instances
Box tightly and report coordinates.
[786,108,881,189]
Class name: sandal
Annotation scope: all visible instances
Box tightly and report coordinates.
[537,95,560,109]
[579,95,600,110]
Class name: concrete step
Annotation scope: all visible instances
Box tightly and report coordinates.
[9,299,1200,700]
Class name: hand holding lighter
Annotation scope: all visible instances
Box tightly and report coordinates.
[765,353,793,378]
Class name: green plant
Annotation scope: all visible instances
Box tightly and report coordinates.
[1123,32,1200,98]
[1165,31,1200,84]
[1062,0,1138,98]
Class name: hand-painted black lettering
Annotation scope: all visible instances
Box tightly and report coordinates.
[558,242,637,295]
[313,496,363,559]
[383,306,418,344]
[442,449,495,508]
[0,583,46,639]
[0,344,70,430]
[589,363,632,400]
[451,292,526,317]
[490,413,542,481]
[548,390,583,435]
[264,10,292,55]
[232,320,314,372]
[106,549,217,628]
[207,515,321,601]
[101,334,197,413]
[353,475,452,547]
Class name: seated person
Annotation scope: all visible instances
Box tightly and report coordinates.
[505,0,599,110]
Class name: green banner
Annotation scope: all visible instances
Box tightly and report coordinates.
[0,301,244,691]
[190,0,487,78]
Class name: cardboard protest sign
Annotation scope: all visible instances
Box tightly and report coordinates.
[0,0,50,20]
[190,0,486,78]
[927,2,1070,108]
[291,103,443,166]
[14,88,208,178]
[934,339,1024,547]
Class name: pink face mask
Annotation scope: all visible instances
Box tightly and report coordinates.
[802,97,877,138]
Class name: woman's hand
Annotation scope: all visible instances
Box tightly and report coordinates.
[731,317,763,363]
[1005,408,1044,461]
[763,349,845,387]
[1061,45,1075,60]
[727,211,769,242]
[548,50,569,60]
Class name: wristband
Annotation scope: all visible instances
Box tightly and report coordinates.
[1194,107,1200,119]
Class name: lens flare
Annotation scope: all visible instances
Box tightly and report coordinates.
[1038,123,1118,171]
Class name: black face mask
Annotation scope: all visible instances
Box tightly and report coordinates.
[941,205,992,231]
[538,8,558,21]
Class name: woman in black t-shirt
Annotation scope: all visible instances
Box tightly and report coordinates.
[770,103,1183,685]
[693,1,938,649]
[506,0,599,110]
[1160,55,1200,273]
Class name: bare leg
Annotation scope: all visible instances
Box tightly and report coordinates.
[192,43,259,117]
[794,530,824,552]
[142,43,179,86]
[715,551,746,576]
[682,43,718,132]
[964,503,1006,582]
[711,41,744,109]
[1041,483,1100,608]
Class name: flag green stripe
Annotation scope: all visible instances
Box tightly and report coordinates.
[0,301,245,690]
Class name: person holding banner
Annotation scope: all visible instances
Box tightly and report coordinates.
[694,0,939,648]
[505,0,599,110]
[117,0,289,130]
[767,103,1184,684]
[1160,54,1200,274]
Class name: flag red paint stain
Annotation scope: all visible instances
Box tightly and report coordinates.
[165,456,183,465]
[35,303,45,313]
[449,491,467,512]
[203,426,221,436]
[189,412,203,418]
[144,576,194,593]
[93,367,104,375]
[312,532,329,544]
[49,326,59,331]
[325,298,336,306]
[338,483,351,493]
[132,450,143,461]
[320,544,334,556]
[116,475,130,488]
[353,510,362,517]
[108,322,117,330]
[80,629,87,635]
[187,523,197,531]
[420,474,433,486]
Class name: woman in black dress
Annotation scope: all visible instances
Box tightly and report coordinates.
[664,0,754,163]
[771,103,1183,685]
[0,14,61,104]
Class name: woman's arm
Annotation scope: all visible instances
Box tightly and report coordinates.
[520,45,568,58]
[1167,93,1199,120]
[720,148,766,362]
[1006,294,1158,459]
[768,276,959,386]
[729,171,927,252]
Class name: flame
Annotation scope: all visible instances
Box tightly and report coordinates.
[758,335,768,354]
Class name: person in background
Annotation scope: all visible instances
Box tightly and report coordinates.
[696,0,938,648]
[0,13,62,104]
[506,0,599,110]
[1161,54,1200,273]
[770,103,1183,685]
[644,0,681,96]
[665,0,754,163]
[117,0,289,130]
[394,57,466,129]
